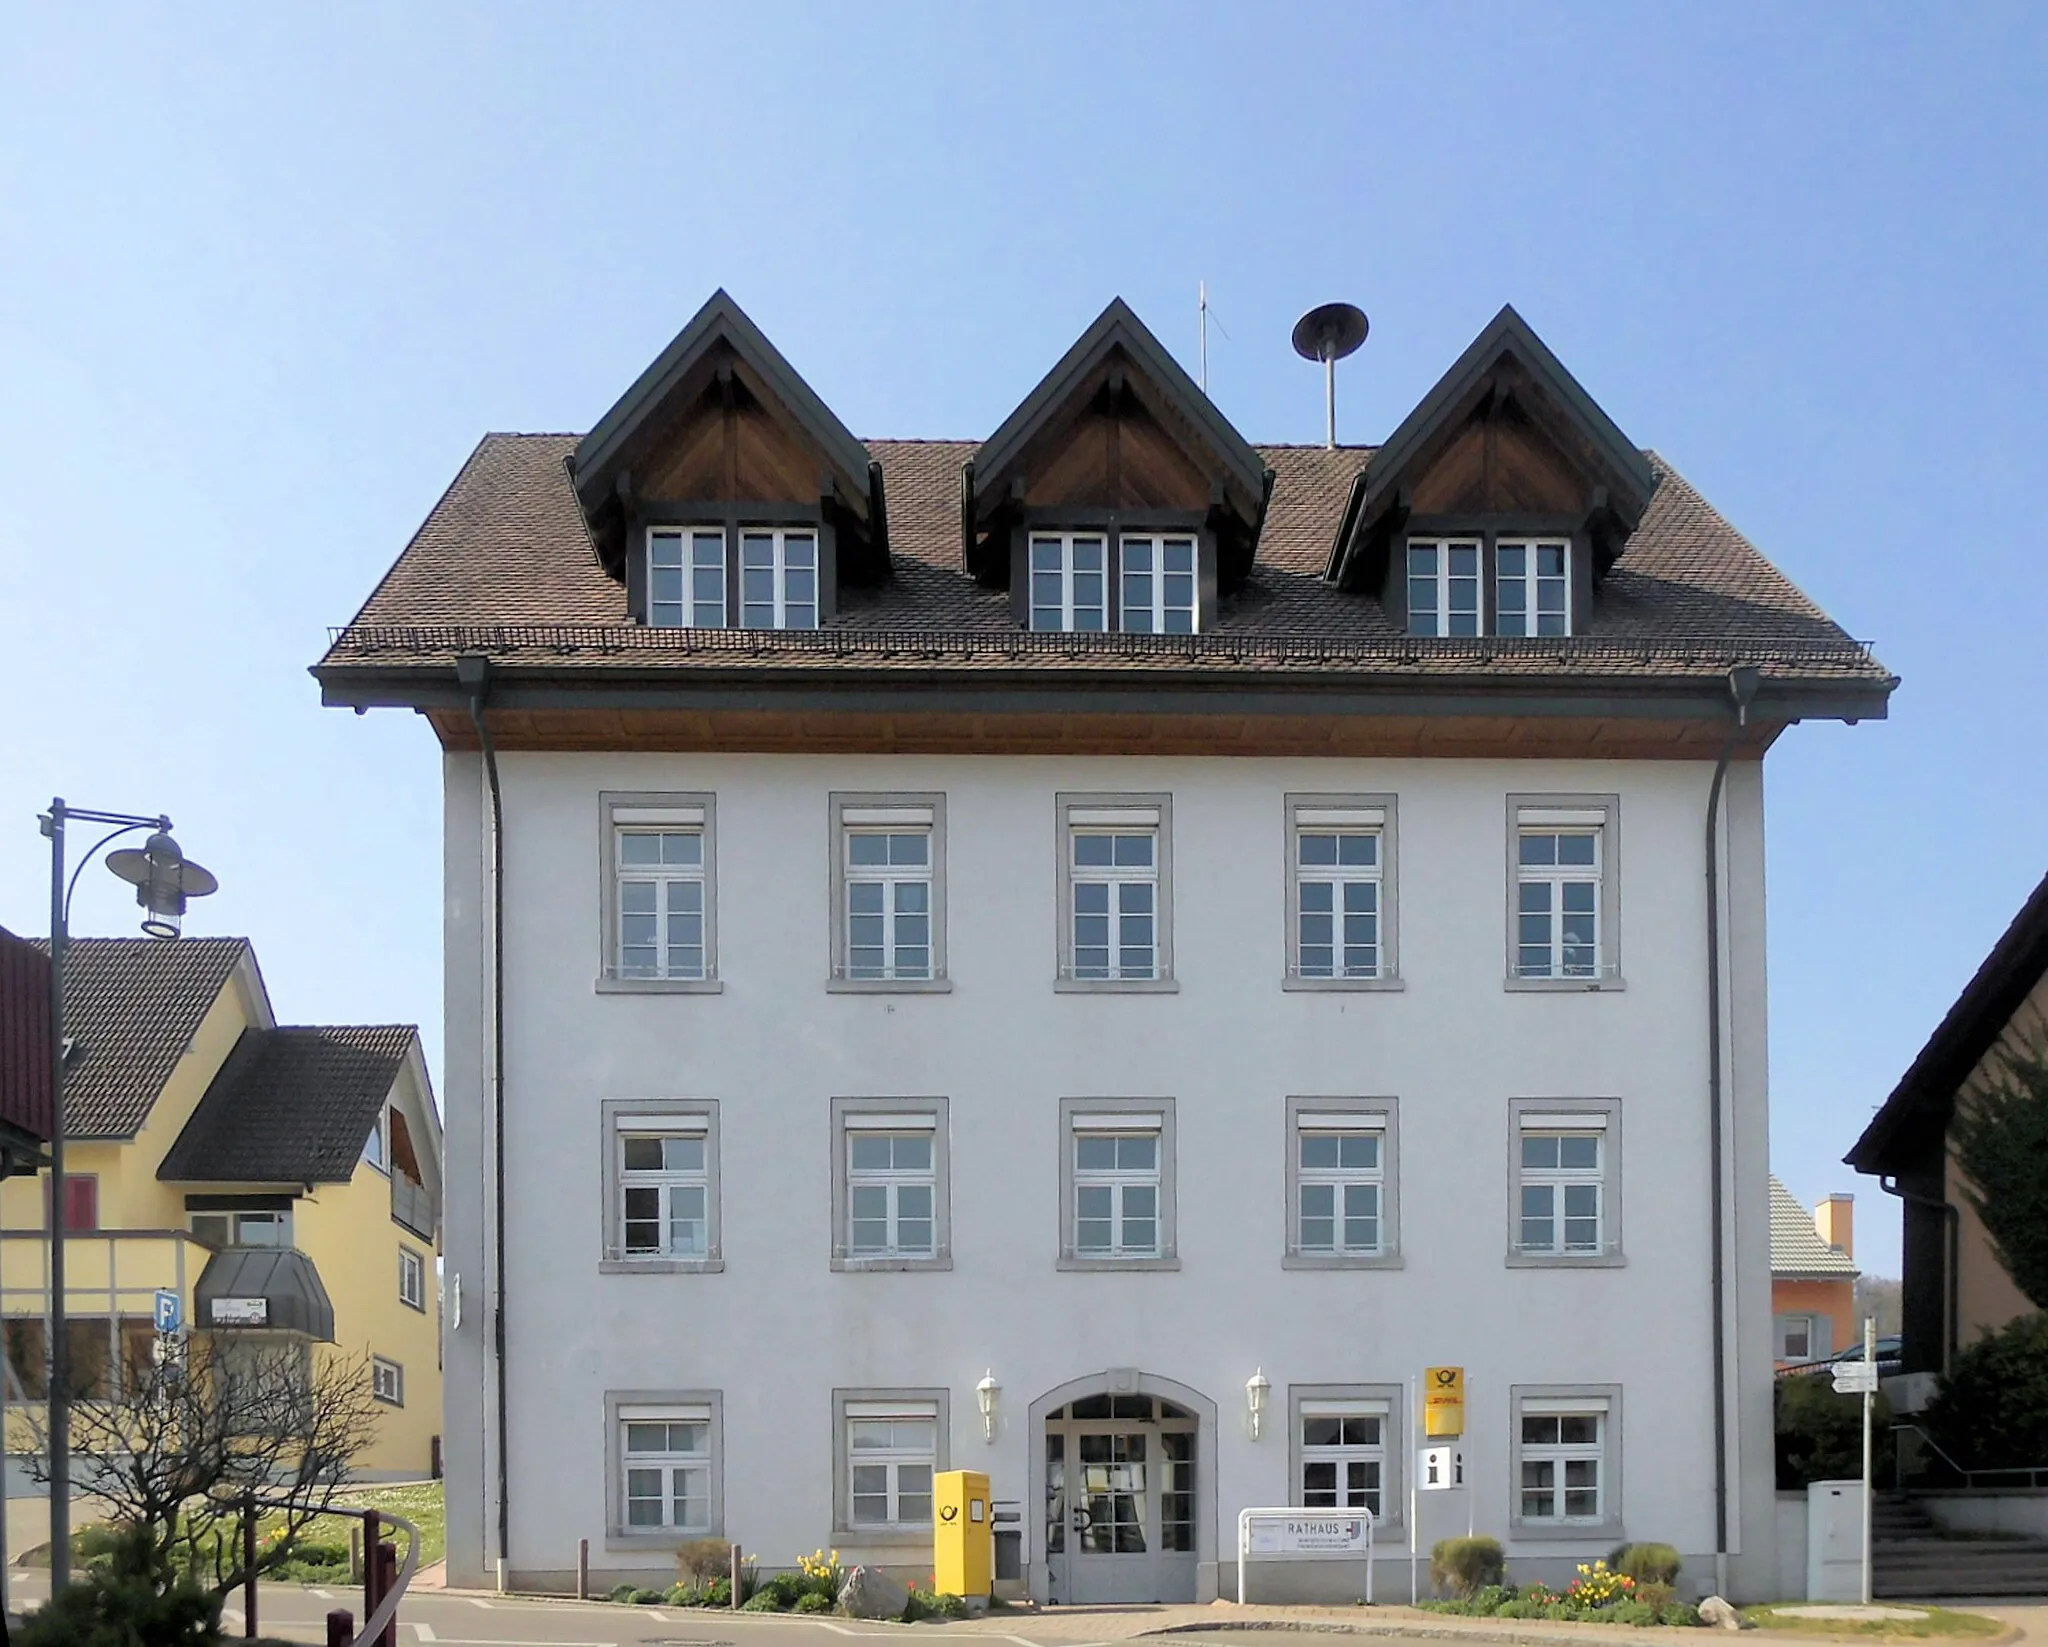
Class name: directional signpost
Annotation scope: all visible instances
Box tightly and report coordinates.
[1831,1318,1879,1604]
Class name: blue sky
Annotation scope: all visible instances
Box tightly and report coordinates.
[4,2,2045,1276]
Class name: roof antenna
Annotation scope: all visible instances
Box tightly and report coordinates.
[1199,281,1230,395]
[1291,301,1369,448]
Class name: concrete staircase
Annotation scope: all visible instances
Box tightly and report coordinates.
[1875,1493,2048,1599]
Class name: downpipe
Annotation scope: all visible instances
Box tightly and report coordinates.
[457,654,510,1577]
[1705,663,1760,1600]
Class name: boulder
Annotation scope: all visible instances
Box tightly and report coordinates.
[1698,1595,1752,1630]
[838,1565,911,1621]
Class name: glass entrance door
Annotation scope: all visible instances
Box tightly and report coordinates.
[1043,1394,1197,1603]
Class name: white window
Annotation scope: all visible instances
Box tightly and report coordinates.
[648,527,729,629]
[1119,534,1198,633]
[622,1406,713,1534]
[1518,1402,1607,1524]
[845,826,931,980]
[738,528,818,629]
[362,1112,387,1172]
[1029,533,1108,632]
[371,1356,404,1407]
[848,1130,936,1260]
[1063,805,1165,983]
[1406,539,1481,636]
[1776,1313,1830,1362]
[1518,1121,1606,1256]
[1516,818,1602,980]
[398,1246,426,1312]
[1294,817,1382,981]
[1300,1402,1388,1517]
[1074,1129,1160,1259]
[1297,1125,1385,1257]
[845,1404,937,1530]
[619,1127,709,1260]
[616,822,707,982]
[1497,540,1570,636]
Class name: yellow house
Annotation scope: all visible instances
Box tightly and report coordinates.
[1,938,442,1479]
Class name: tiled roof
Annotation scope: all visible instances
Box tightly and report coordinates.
[1770,1175,1859,1278]
[317,436,1893,691]
[29,938,250,1138]
[156,1025,417,1185]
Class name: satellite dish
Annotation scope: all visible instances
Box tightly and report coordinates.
[1292,302,1370,448]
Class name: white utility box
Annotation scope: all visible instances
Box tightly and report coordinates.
[1806,1479,1866,1602]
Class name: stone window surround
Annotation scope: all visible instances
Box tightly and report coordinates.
[1506,1097,1623,1269]
[1283,793,1403,990]
[1504,792,1622,992]
[830,1096,953,1273]
[1054,792,1177,993]
[1286,1381,1406,1534]
[1508,1382,1623,1542]
[604,1387,725,1547]
[597,790,722,995]
[1057,1096,1179,1271]
[831,1386,951,1545]
[826,791,951,993]
[1283,1096,1402,1270]
[599,1098,724,1275]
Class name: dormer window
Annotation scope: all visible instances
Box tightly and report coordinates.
[646,524,819,630]
[1404,534,1574,637]
[1028,530,1200,634]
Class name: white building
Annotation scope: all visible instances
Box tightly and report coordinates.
[319,293,1894,1603]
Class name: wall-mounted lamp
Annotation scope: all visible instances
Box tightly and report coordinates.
[1246,1369,1270,1441]
[976,1370,1000,1443]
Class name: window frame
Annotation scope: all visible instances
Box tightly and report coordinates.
[1055,793,1175,993]
[633,506,837,630]
[1775,1312,1830,1362]
[371,1356,404,1407]
[1057,1098,1178,1271]
[1284,1097,1401,1270]
[1494,537,1573,637]
[1116,532,1200,634]
[1028,530,1111,632]
[600,1099,723,1275]
[1509,1384,1622,1539]
[605,1388,725,1546]
[1287,1383,1405,1534]
[1504,794,1621,991]
[1404,537,1483,636]
[645,525,731,630]
[832,1388,949,1544]
[1507,1099,1623,1268]
[1011,512,1216,632]
[398,1245,427,1313]
[1283,794,1401,990]
[1396,526,1587,638]
[598,792,721,994]
[737,525,822,631]
[827,793,950,993]
[830,1097,952,1273]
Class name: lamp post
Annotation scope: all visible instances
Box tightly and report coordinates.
[39,799,216,1592]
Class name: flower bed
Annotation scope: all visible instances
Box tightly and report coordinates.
[1419,1560,1701,1627]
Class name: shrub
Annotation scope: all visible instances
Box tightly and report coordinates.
[1776,1371,1894,1488]
[608,1583,641,1603]
[1924,1312,2048,1471]
[741,1589,785,1612]
[905,1587,969,1621]
[795,1591,834,1613]
[20,1524,223,1647]
[1613,1542,1682,1585]
[1429,1535,1504,1598]
[1637,1581,1675,1610]
[676,1536,734,1587]
[632,1587,668,1604]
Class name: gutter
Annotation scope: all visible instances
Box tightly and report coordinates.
[456,654,511,1581]
[1703,662,1760,1597]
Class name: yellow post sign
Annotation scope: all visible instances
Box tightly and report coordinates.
[1424,1366,1465,1437]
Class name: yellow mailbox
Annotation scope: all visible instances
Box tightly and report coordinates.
[933,1469,992,1599]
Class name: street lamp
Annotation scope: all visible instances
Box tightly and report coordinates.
[38,799,216,1592]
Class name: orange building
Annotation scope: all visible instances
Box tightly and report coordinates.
[1770,1175,1858,1365]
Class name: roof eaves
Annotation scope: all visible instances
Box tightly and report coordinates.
[1847,867,2048,1173]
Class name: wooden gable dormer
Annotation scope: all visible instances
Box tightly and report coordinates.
[1327,306,1657,636]
[571,290,887,627]
[964,299,1272,632]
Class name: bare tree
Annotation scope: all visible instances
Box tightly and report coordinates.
[23,1333,381,1597]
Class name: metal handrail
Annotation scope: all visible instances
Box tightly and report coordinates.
[1891,1422,2048,1491]
[237,1499,419,1645]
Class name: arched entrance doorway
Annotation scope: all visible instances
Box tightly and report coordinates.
[1029,1372,1215,1604]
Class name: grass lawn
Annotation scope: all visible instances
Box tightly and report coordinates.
[1742,1605,2009,1639]
[328,1481,446,1569]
